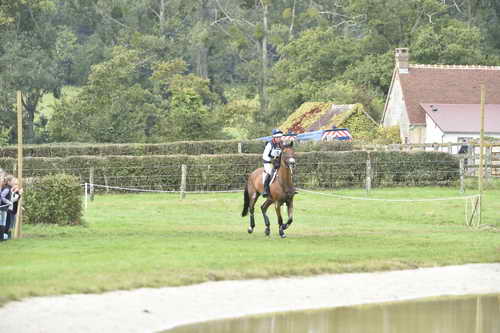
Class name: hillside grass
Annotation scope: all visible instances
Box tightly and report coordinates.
[0,187,499,307]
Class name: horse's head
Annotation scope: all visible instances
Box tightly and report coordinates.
[281,141,296,171]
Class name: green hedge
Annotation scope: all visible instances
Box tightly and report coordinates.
[24,174,83,225]
[371,151,460,186]
[0,141,263,158]
[0,140,353,158]
[0,151,458,191]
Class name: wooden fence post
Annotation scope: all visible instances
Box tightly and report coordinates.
[103,173,110,193]
[447,143,452,154]
[459,159,465,193]
[467,144,474,176]
[84,183,88,210]
[14,90,23,239]
[238,142,243,154]
[89,167,95,201]
[180,164,187,199]
[365,155,372,194]
[485,146,492,183]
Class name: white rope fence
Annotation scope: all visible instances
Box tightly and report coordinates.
[88,183,242,194]
[296,188,479,202]
[297,188,482,227]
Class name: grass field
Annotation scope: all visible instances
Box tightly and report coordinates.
[0,187,499,306]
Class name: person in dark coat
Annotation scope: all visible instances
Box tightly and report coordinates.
[0,175,14,241]
[6,178,22,240]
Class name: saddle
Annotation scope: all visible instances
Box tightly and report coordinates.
[262,169,278,185]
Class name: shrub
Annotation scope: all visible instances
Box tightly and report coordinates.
[373,126,401,144]
[24,174,83,225]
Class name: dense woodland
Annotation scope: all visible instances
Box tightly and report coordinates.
[1,0,499,144]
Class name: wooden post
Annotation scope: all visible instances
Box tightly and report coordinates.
[14,91,23,239]
[485,146,492,183]
[447,143,452,154]
[103,173,109,193]
[468,196,480,227]
[478,84,485,226]
[459,159,465,193]
[365,156,372,194]
[180,164,187,199]
[237,142,243,154]
[84,183,88,210]
[467,143,474,176]
[89,167,95,201]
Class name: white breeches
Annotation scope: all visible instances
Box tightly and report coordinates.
[263,163,273,184]
[263,163,273,175]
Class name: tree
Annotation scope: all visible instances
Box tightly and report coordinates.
[0,0,64,143]
[49,44,224,143]
[270,28,361,120]
[411,20,485,65]
[0,33,62,143]
[49,46,161,143]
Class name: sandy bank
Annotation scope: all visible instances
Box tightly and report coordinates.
[1,263,500,333]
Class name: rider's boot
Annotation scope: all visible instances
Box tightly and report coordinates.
[262,174,271,198]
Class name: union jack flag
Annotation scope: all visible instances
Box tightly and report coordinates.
[321,128,353,142]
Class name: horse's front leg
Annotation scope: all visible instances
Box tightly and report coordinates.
[283,199,294,230]
[276,202,286,238]
[261,199,273,236]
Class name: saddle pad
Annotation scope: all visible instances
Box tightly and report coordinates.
[262,171,278,185]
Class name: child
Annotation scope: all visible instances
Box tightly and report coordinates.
[6,178,22,240]
[0,175,14,241]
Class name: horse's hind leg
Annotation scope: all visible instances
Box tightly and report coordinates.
[276,202,286,238]
[248,192,260,234]
[261,199,273,236]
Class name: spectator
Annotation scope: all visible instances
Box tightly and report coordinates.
[6,178,22,240]
[0,175,14,241]
[0,168,5,188]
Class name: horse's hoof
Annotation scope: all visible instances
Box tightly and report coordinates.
[265,228,270,236]
[280,234,287,239]
[248,227,254,234]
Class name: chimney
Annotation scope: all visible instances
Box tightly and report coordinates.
[395,48,409,74]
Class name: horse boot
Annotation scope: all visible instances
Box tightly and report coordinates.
[262,173,271,198]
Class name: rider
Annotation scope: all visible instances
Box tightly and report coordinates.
[262,129,283,198]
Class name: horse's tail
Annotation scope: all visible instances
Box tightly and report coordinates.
[241,183,250,217]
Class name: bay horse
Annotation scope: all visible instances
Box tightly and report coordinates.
[241,142,297,238]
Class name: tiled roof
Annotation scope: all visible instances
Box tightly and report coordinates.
[398,65,500,124]
[421,104,500,133]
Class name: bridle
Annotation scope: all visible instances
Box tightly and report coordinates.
[281,146,296,176]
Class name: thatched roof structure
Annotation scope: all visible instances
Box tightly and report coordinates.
[280,102,377,134]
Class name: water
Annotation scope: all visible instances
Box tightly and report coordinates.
[166,294,500,333]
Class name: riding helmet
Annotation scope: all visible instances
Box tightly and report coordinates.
[272,129,283,137]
